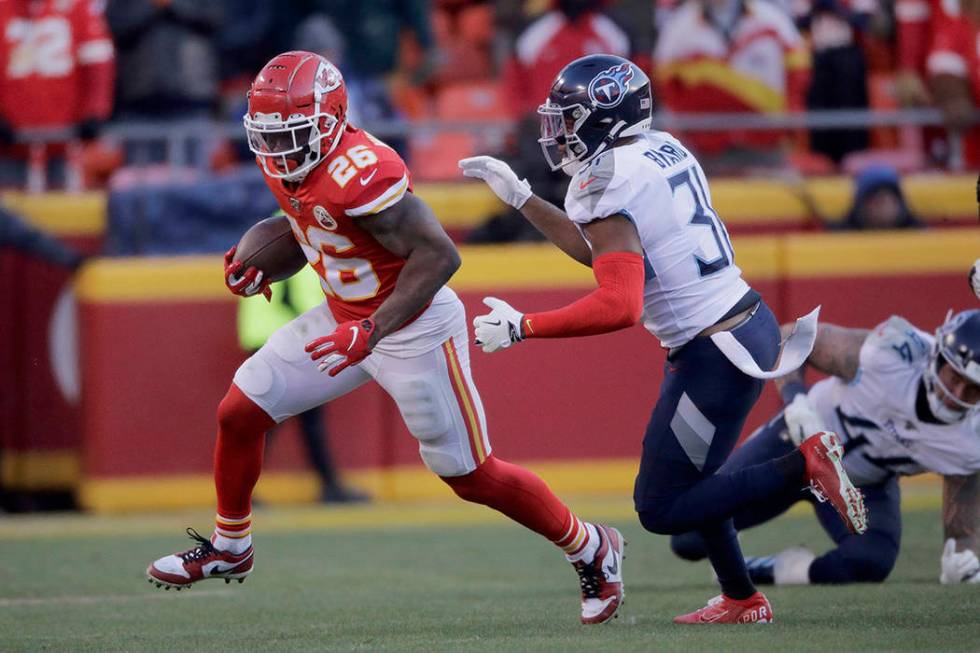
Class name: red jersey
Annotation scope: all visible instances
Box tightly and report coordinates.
[926,1,980,167]
[260,126,413,323]
[502,10,630,117]
[0,0,115,130]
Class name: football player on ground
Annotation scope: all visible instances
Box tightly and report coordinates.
[146,51,625,625]
[458,53,867,624]
[671,310,980,586]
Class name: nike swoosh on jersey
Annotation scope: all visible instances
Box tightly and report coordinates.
[578,176,599,190]
[359,169,379,185]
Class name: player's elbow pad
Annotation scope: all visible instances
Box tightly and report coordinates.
[523,252,645,338]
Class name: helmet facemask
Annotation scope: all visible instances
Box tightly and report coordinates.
[244,111,342,182]
[924,315,980,424]
[537,100,594,176]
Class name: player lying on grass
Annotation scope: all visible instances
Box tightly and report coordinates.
[671,310,980,585]
[146,51,626,625]
[459,53,867,624]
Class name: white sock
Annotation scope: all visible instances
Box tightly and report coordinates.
[212,532,251,555]
[565,522,601,564]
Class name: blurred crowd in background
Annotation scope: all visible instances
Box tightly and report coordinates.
[1,0,974,226]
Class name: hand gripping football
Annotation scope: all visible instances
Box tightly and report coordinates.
[233,214,307,283]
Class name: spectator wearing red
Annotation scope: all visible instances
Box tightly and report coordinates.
[926,0,980,168]
[502,0,630,118]
[895,0,939,105]
[654,0,810,171]
[0,0,115,188]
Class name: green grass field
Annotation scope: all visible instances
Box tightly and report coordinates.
[1,491,978,652]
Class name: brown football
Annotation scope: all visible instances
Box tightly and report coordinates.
[233,215,307,282]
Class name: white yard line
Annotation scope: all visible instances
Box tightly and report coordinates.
[0,589,232,608]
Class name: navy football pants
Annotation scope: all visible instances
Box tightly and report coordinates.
[633,301,800,596]
[670,413,902,583]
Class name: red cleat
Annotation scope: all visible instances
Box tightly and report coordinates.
[800,431,868,534]
[674,592,773,624]
[573,524,625,625]
[146,528,253,590]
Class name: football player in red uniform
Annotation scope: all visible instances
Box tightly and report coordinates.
[145,51,624,625]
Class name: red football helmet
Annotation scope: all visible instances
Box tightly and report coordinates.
[244,51,348,181]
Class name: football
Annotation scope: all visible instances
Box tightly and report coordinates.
[233,214,307,282]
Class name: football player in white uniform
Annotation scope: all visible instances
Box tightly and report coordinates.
[459,53,867,624]
[671,310,980,586]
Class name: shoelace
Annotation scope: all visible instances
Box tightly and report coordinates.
[574,560,603,599]
[177,527,217,563]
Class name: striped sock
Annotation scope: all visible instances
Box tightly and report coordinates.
[212,513,252,554]
[558,516,599,563]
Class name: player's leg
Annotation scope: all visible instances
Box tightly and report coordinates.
[671,412,807,562]
[147,304,371,589]
[635,302,807,623]
[740,478,900,586]
[806,477,901,583]
[371,317,623,624]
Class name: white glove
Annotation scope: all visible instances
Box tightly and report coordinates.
[473,297,525,353]
[970,259,980,301]
[459,156,532,209]
[940,538,980,584]
[782,393,825,446]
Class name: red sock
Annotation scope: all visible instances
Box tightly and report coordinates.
[441,455,578,545]
[213,384,275,520]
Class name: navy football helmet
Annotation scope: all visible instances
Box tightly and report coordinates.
[537,54,653,175]
[925,309,980,423]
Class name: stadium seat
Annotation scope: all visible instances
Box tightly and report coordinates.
[410,132,477,181]
[435,81,505,121]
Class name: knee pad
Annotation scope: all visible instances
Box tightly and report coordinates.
[232,353,287,420]
[671,532,709,561]
[388,376,450,441]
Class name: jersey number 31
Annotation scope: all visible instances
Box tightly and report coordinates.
[668,168,735,277]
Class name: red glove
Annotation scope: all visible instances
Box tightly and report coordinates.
[223,246,272,301]
[305,318,377,377]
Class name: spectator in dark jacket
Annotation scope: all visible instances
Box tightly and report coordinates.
[836,164,922,231]
[107,0,223,119]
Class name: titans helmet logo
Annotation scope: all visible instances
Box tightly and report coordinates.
[587,63,635,109]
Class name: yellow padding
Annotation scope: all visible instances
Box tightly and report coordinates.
[6,175,975,238]
[75,229,979,304]
[1,191,106,236]
[77,459,642,513]
[76,255,233,302]
[783,230,979,277]
[1,449,80,490]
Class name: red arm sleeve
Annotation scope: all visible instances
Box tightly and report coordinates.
[522,252,645,339]
[75,2,115,121]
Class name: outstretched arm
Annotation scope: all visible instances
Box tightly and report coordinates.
[473,214,645,352]
[518,195,593,266]
[459,156,592,266]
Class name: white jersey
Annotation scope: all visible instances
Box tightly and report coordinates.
[807,316,980,486]
[564,130,750,348]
